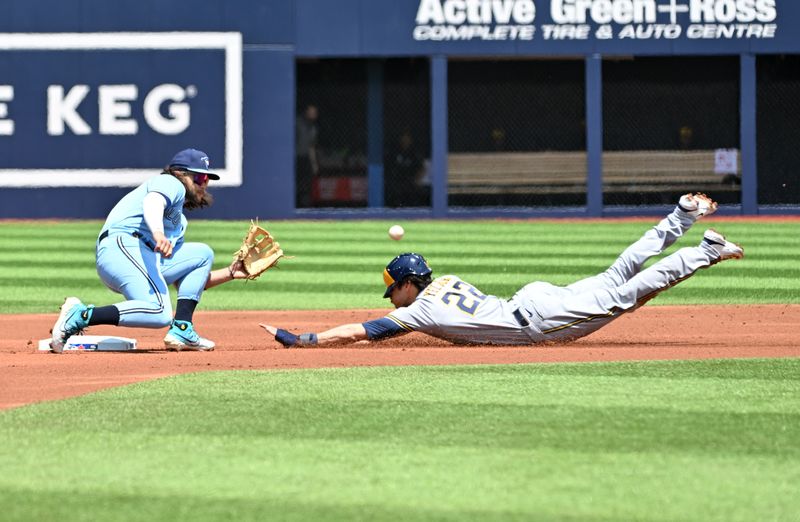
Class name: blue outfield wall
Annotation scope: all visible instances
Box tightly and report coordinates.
[0,0,798,219]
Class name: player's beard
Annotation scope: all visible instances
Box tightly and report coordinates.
[174,173,214,210]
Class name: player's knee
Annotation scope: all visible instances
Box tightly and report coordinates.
[153,312,173,328]
[198,243,214,265]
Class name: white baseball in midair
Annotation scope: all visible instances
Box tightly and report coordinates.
[388,225,405,240]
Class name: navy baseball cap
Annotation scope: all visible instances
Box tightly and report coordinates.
[169,148,220,180]
[382,252,432,298]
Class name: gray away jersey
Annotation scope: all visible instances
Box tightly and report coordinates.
[386,275,539,345]
[383,206,724,346]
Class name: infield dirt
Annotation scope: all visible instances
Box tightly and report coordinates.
[1,305,797,410]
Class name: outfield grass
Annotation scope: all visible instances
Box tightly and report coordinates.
[0,359,798,521]
[1,219,798,313]
[2,219,798,520]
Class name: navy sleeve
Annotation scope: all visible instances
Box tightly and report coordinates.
[362,317,406,340]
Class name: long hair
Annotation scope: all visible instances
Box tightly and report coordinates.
[162,168,214,210]
[404,274,433,293]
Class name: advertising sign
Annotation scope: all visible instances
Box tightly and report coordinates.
[0,32,242,187]
[412,0,778,42]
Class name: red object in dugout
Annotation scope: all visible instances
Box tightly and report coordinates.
[312,177,367,203]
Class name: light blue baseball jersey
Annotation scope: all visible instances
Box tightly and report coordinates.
[385,275,543,345]
[95,173,214,329]
[100,174,187,245]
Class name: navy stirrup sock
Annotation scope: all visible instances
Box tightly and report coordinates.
[175,299,199,323]
[87,305,120,326]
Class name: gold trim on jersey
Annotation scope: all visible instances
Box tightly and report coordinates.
[386,314,414,331]
[422,276,451,297]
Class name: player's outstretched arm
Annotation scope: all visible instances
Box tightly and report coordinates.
[205,260,250,290]
[260,322,369,348]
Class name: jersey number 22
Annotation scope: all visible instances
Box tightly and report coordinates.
[441,281,487,315]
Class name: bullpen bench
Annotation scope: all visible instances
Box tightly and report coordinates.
[448,150,740,204]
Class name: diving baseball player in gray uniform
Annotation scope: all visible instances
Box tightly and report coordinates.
[261,193,743,347]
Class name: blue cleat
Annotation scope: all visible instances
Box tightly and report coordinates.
[50,297,91,353]
[164,320,215,351]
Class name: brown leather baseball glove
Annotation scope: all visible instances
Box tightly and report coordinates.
[232,220,285,280]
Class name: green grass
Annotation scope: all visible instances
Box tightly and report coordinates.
[3,219,798,520]
[1,359,798,521]
[1,219,799,312]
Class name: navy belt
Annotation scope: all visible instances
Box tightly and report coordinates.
[512,309,530,327]
[98,230,155,250]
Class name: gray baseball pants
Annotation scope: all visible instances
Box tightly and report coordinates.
[514,208,720,343]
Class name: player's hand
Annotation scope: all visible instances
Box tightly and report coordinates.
[152,231,173,257]
[260,323,296,348]
[228,259,249,280]
[259,323,278,336]
[259,324,318,348]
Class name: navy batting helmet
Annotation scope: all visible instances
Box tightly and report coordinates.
[382,253,432,298]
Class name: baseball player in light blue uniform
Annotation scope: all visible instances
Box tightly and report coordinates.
[50,148,248,353]
[261,193,743,348]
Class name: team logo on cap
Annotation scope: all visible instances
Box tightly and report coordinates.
[201,156,210,169]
